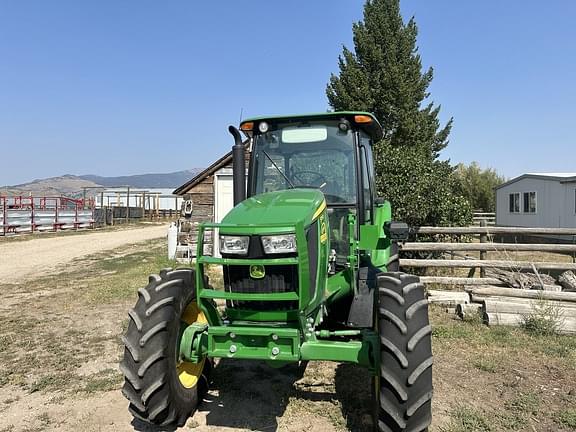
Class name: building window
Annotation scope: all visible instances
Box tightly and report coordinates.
[509,193,520,213]
[523,191,536,213]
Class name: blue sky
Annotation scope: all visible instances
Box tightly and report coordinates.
[1,1,575,185]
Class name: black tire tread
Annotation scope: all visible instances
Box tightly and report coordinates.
[120,267,209,427]
[376,272,433,432]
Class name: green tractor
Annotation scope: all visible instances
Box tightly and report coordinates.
[120,112,433,431]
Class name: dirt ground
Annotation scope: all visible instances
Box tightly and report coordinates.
[0,227,575,432]
[0,224,167,284]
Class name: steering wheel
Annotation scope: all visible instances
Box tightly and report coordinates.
[290,171,328,188]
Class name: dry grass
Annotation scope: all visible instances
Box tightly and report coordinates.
[431,305,576,431]
[0,238,180,394]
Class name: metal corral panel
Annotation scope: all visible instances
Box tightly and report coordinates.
[34,210,57,231]
[1,196,95,235]
[6,210,32,232]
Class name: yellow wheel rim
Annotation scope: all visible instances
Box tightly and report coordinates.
[177,301,207,388]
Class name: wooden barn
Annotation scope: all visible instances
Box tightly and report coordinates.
[172,146,250,256]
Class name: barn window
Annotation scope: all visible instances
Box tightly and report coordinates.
[523,192,536,213]
[509,193,520,213]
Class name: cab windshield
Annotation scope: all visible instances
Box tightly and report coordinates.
[250,120,357,204]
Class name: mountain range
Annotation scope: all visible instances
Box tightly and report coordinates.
[1,169,203,197]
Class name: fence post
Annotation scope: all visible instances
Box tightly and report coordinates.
[480,220,487,278]
[126,187,130,224]
[2,198,6,236]
[31,202,35,233]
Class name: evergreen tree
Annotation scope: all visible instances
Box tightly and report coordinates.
[327,0,471,226]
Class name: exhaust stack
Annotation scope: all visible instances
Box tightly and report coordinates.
[229,125,246,205]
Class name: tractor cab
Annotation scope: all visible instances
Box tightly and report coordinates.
[239,112,383,268]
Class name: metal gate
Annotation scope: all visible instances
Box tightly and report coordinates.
[0,196,95,236]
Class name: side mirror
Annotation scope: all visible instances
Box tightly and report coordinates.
[384,221,409,241]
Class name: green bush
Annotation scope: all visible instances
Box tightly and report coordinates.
[521,299,563,336]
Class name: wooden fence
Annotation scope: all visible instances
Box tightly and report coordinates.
[400,225,576,286]
[472,211,495,226]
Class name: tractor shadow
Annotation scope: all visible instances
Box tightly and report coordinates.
[131,419,178,432]
[334,363,374,432]
[197,360,373,432]
[199,359,335,431]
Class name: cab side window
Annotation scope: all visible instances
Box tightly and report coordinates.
[359,133,376,223]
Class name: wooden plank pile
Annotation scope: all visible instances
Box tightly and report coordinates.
[426,270,576,335]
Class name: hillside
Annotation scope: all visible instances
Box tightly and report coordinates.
[5,175,103,197]
[2,169,203,197]
[79,169,201,188]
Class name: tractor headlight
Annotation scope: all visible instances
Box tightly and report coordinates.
[261,234,297,254]
[220,235,249,255]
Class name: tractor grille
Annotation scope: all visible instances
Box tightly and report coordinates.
[223,264,298,311]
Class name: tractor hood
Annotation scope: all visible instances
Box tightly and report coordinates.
[220,189,326,234]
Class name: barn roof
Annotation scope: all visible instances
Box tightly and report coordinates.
[172,150,233,196]
[496,173,576,190]
[526,172,576,178]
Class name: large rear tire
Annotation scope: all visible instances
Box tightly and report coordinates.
[120,268,211,427]
[375,272,433,432]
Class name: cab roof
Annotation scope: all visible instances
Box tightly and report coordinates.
[240,111,383,142]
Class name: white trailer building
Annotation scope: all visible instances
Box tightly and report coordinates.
[495,173,576,228]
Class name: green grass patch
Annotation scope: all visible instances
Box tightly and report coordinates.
[81,368,122,393]
[432,310,576,367]
[84,240,185,304]
[539,335,576,359]
[493,411,526,430]
[442,405,492,432]
[472,356,500,373]
[506,392,540,415]
[555,409,576,428]
[28,373,77,393]
[432,323,477,340]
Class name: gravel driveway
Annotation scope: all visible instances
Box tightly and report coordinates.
[0,224,167,284]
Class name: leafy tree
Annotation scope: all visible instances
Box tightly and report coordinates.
[326,0,471,226]
[453,162,506,212]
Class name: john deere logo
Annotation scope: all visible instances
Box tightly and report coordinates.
[250,265,265,279]
[320,218,328,244]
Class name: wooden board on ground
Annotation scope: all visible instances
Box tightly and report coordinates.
[468,286,576,303]
[484,312,576,335]
[483,299,576,317]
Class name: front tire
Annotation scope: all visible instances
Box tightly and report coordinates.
[375,272,433,432]
[120,268,211,427]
